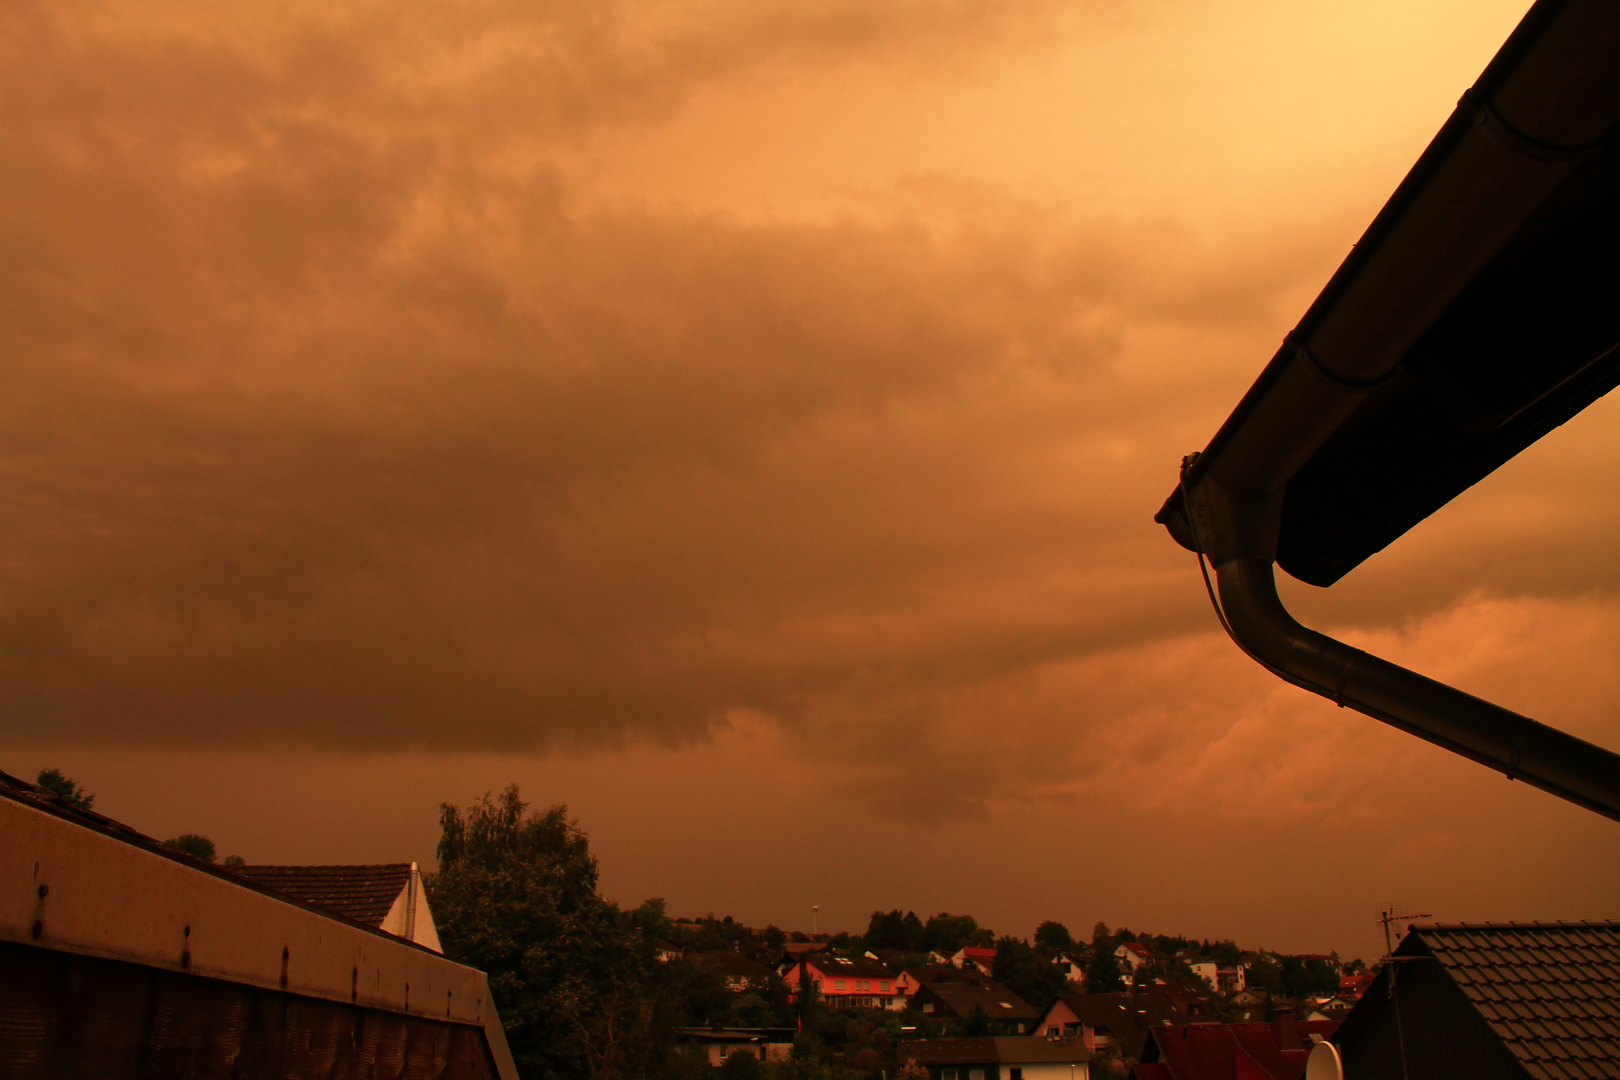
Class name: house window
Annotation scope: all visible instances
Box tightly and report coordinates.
[1016,1024,1026,1034]
[970,1070,984,1080]
[1010,1070,1023,1080]
[943,1071,957,1080]
[836,980,846,990]
[882,981,891,992]
[922,1003,934,1014]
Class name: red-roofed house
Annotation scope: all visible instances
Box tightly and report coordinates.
[1116,942,1150,984]
[782,955,902,1010]
[1338,972,1374,998]
[952,946,998,974]
[1129,1011,1337,1080]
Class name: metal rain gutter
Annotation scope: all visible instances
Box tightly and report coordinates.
[1156,0,1620,821]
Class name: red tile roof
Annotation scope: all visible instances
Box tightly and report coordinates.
[234,864,411,927]
[1139,1020,1338,1080]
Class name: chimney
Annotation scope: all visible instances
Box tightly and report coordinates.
[1270,1006,1302,1052]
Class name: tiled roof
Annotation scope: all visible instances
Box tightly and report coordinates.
[234,864,410,927]
[901,1037,1000,1065]
[1412,921,1620,1079]
[807,955,896,980]
[900,1037,1090,1065]
[1044,990,1218,1061]
[688,951,775,981]
[0,769,425,947]
[1142,1020,1337,1080]
[903,965,977,984]
[919,981,1042,1021]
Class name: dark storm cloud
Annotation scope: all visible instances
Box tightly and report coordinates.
[9,0,1614,832]
[0,0,1292,755]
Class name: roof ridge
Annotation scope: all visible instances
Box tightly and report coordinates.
[236,867,414,874]
[1416,920,1620,930]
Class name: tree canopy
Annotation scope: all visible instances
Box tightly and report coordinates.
[35,767,93,810]
[166,833,217,862]
[1033,921,1076,957]
[427,786,649,1080]
[991,935,1066,1011]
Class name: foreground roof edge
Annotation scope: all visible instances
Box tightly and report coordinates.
[1155,0,1620,823]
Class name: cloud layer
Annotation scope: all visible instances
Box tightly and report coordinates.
[10,0,1620,853]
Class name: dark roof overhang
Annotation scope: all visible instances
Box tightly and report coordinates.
[1155,0,1620,820]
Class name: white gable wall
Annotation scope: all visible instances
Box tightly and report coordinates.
[378,862,443,953]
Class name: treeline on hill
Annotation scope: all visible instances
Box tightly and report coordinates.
[424,785,1351,1080]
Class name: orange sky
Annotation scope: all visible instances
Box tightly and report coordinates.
[5,0,1617,963]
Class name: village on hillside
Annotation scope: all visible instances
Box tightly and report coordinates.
[649,908,1371,1080]
[14,768,1616,1080]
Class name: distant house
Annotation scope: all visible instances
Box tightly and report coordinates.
[688,950,776,991]
[776,940,829,974]
[866,948,915,970]
[1295,953,1340,973]
[1130,1010,1337,1080]
[234,862,441,951]
[1115,943,1150,984]
[900,964,981,995]
[901,1036,1091,1080]
[1331,920,1620,1079]
[1050,954,1085,983]
[1035,990,1217,1060]
[1185,959,1245,993]
[782,955,902,1010]
[913,981,1042,1035]
[1338,972,1374,998]
[673,1027,795,1067]
[952,946,999,974]
[654,940,684,963]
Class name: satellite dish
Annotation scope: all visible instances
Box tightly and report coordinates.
[1305,1040,1343,1080]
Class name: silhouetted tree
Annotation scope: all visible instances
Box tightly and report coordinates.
[992,935,1066,1011]
[865,909,927,952]
[35,768,93,810]
[1085,945,1126,993]
[426,785,649,1080]
[167,834,217,862]
[961,1004,993,1037]
[1034,921,1076,957]
[923,913,992,954]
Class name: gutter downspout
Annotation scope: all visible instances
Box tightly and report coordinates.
[1174,470,1620,823]
[1156,0,1620,823]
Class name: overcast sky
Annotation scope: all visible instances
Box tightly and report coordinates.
[5,0,1617,963]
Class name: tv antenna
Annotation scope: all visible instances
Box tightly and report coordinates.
[1377,902,1431,964]
[1376,902,1431,1080]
